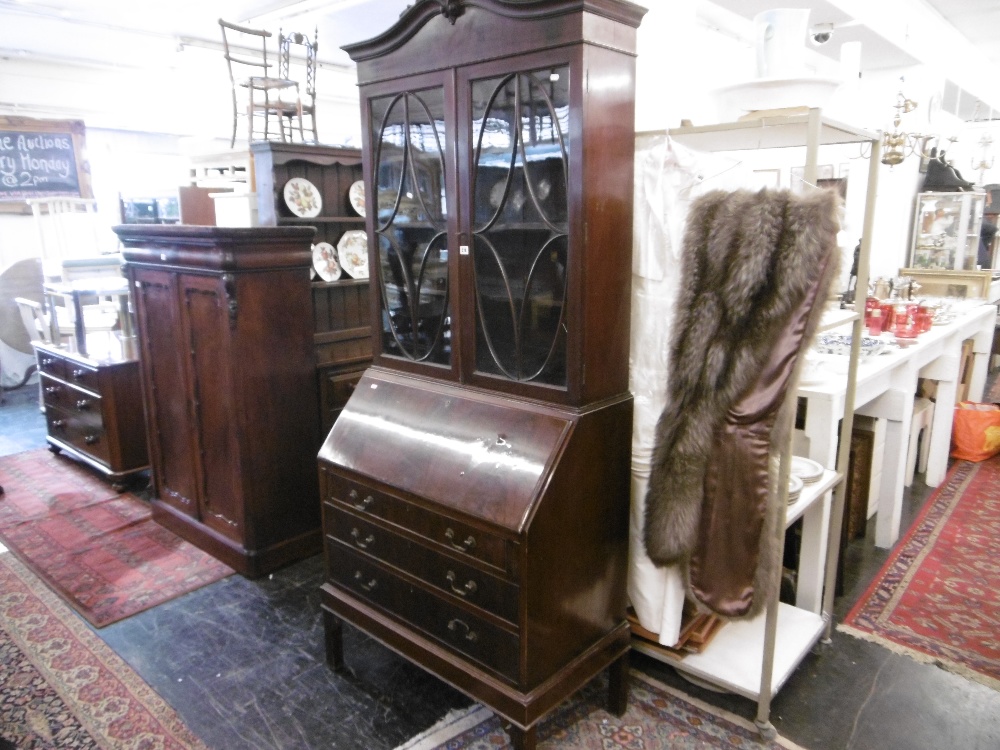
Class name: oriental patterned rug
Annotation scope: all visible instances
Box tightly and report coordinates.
[839,458,1000,690]
[395,670,805,750]
[0,552,207,749]
[0,448,233,627]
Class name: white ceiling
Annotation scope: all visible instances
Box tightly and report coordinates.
[1,0,997,68]
[0,0,998,109]
[707,0,1000,118]
[0,0,413,69]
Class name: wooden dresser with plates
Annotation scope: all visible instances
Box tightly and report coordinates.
[115,225,321,578]
[34,341,148,490]
[319,2,646,748]
[251,141,372,438]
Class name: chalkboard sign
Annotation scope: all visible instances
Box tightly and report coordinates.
[0,116,91,205]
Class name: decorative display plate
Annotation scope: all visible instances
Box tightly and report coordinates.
[814,333,885,358]
[283,177,322,218]
[312,242,342,282]
[790,456,823,485]
[337,230,369,279]
[349,180,366,217]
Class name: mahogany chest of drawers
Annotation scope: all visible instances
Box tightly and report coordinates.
[33,341,149,489]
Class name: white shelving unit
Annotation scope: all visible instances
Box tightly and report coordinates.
[633,470,837,699]
[633,109,880,737]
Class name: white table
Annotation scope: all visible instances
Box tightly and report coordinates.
[797,303,996,548]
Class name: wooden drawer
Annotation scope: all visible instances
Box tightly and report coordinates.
[40,373,99,412]
[36,350,67,380]
[329,543,520,681]
[324,472,510,573]
[63,360,100,392]
[45,403,110,465]
[325,503,519,623]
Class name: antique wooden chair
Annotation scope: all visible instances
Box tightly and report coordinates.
[218,18,298,147]
[275,28,319,143]
[25,198,114,282]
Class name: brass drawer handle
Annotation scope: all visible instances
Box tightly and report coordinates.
[76,399,92,410]
[350,528,374,549]
[353,570,377,592]
[445,528,476,553]
[447,618,478,643]
[52,419,66,429]
[445,570,478,597]
[44,386,60,395]
[71,368,87,379]
[40,357,55,366]
[347,489,374,511]
[84,434,100,445]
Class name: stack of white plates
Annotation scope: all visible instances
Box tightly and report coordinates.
[787,474,804,505]
[790,456,823,485]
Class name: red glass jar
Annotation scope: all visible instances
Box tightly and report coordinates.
[864,296,881,327]
[894,305,918,339]
[867,308,884,335]
[879,302,896,331]
[916,306,933,333]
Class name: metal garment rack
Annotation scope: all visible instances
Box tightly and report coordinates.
[632,109,880,737]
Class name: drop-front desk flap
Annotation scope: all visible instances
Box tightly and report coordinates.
[317,368,575,533]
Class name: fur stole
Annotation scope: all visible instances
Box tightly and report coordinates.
[642,187,841,617]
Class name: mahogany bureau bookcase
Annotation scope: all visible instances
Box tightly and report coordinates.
[317,2,646,748]
[115,225,321,578]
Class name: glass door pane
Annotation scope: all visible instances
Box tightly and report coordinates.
[470,65,569,386]
[371,87,451,365]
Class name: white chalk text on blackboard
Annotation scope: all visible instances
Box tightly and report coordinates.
[0,130,80,196]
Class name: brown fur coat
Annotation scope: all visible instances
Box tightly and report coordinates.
[643,187,841,618]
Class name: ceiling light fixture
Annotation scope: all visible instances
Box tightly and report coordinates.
[971,133,995,184]
[880,80,926,167]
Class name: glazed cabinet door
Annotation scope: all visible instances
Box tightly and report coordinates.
[366,72,458,378]
[131,268,200,517]
[177,273,244,541]
[459,56,572,399]
[363,57,577,403]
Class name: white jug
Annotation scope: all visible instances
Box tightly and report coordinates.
[754,8,810,79]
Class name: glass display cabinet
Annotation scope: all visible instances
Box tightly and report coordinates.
[909,191,986,270]
[317,2,646,748]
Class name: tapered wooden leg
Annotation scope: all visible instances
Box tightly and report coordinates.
[608,652,629,716]
[323,609,344,670]
[508,723,536,750]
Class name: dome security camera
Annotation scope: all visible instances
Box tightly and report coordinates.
[811,23,835,45]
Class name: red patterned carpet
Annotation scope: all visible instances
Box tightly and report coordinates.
[0,449,233,627]
[840,458,1000,690]
[395,670,804,750]
[0,552,207,748]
